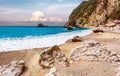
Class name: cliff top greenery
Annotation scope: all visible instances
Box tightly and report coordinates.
[66,0,97,26]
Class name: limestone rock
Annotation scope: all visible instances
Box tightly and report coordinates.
[69,40,120,62]
[0,60,25,76]
[84,40,100,47]
[45,67,56,76]
[106,21,116,27]
[72,36,83,42]
[116,67,120,76]
[39,45,68,68]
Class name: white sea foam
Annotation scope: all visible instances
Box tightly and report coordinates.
[0,29,92,52]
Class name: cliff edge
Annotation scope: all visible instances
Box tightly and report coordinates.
[65,0,120,27]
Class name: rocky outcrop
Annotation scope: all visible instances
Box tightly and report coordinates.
[37,23,47,27]
[106,20,120,32]
[69,40,120,62]
[0,60,25,76]
[92,28,104,33]
[94,20,120,33]
[39,45,69,68]
[71,36,83,42]
[67,26,73,30]
[65,0,120,27]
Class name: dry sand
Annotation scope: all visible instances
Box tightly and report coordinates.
[0,31,120,76]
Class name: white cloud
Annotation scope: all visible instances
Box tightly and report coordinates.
[32,11,45,17]
[0,3,79,22]
[28,11,48,21]
[26,10,64,22]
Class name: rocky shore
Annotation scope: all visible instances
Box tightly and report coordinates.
[0,26,120,76]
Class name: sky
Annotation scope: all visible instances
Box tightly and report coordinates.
[0,0,83,22]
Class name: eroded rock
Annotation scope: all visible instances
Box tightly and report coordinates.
[69,40,120,62]
[116,67,120,76]
[0,60,25,76]
[39,45,69,68]
[45,67,56,76]
[67,26,73,30]
[72,36,83,42]
[92,28,104,33]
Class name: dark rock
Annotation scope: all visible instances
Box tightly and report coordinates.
[67,26,73,30]
[72,36,83,42]
[37,23,47,27]
[92,28,104,33]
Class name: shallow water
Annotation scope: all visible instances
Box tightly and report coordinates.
[0,26,92,52]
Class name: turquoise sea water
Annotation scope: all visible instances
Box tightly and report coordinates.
[0,26,92,51]
[0,26,89,38]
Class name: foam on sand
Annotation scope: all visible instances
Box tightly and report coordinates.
[0,29,92,52]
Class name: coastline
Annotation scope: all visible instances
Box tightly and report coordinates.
[0,29,92,52]
[0,30,120,76]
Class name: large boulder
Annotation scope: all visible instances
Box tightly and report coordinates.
[69,40,120,62]
[67,26,73,30]
[39,45,69,68]
[92,28,104,33]
[72,36,83,42]
[106,22,116,27]
[0,60,25,76]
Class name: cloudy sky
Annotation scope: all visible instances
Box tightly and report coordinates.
[0,0,83,22]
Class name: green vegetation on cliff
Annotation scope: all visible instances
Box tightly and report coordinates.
[65,0,97,27]
[66,0,120,27]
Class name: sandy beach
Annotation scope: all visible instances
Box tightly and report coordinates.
[0,31,120,76]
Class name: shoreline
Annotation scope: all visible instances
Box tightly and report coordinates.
[0,29,92,52]
[0,30,120,76]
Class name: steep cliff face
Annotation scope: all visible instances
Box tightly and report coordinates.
[65,0,120,27]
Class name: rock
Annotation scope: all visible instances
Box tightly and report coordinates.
[92,28,104,33]
[71,36,83,42]
[84,40,100,47]
[116,67,120,76]
[106,22,116,27]
[45,67,56,76]
[69,40,120,62]
[37,23,47,27]
[0,60,25,76]
[113,20,120,24]
[39,45,69,68]
[67,26,73,30]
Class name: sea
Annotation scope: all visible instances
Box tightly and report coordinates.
[0,26,92,52]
